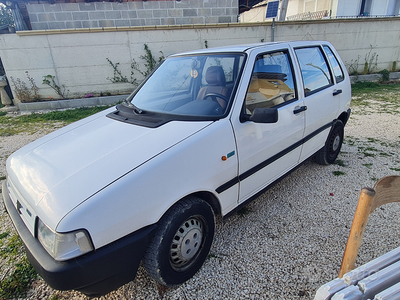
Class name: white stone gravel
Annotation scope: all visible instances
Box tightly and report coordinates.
[0,100,399,300]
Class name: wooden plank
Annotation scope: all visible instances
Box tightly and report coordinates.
[338,187,376,278]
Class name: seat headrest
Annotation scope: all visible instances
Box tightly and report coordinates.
[254,63,282,74]
[205,66,226,86]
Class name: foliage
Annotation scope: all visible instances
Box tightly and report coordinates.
[9,72,40,102]
[379,69,390,82]
[0,4,13,28]
[345,55,360,76]
[106,58,128,83]
[42,74,68,99]
[107,44,165,87]
[131,43,165,78]
[363,45,378,75]
[0,257,37,299]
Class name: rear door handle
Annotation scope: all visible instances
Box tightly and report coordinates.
[293,106,307,114]
[333,89,342,96]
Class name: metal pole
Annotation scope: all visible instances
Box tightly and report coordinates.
[271,18,275,42]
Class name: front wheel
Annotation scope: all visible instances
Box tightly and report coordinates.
[143,196,215,286]
[315,120,344,165]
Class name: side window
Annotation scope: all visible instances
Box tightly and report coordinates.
[323,46,344,83]
[295,47,332,96]
[245,51,296,114]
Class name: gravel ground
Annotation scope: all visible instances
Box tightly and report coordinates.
[1,97,400,300]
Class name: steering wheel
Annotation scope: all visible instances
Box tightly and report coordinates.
[203,93,229,108]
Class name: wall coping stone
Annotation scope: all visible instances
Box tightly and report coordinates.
[17,94,129,112]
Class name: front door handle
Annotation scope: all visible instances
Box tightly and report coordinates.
[293,106,307,114]
[333,89,342,96]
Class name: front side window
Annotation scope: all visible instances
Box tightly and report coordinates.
[295,47,332,96]
[323,46,344,83]
[245,50,296,114]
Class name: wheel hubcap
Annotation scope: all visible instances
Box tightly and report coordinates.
[332,134,341,152]
[170,217,203,270]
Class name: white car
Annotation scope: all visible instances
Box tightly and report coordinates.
[2,41,351,296]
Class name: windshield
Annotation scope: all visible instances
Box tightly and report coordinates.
[128,53,245,118]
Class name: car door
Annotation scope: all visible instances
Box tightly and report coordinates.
[230,46,306,203]
[292,44,341,161]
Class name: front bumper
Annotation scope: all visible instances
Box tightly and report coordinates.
[2,180,157,297]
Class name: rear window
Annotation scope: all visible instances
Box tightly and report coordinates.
[295,47,333,96]
[323,46,344,83]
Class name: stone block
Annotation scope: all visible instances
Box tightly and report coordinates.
[31,22,49,30]
[115,19,131,27]
[168,9,183,17]
[26,4,45,13]
[94,2,112,11]
[65,21,83,28]
[218,16,231,23]
[106,11,122,20]
[153,10,168,18]
[82,20,100,28]
[72,12,89,20]
[203,0,218,8]
[137,10,153,19]
[192,17,205,24]
[47,21,67,29]
[99,20,115,27]
[226,8,238,16]
[217,0,227,8]
[198,8,211,16]
[212,8,225,16]
[55,12,72,21]
[130,19,145,26]
[28,13,38,23]
[78,3,96,11]
[175,17,193,25]
[128,1,144,10]
[205,16,218,23]
[160,1,175,9]
[183,9,198,17]
[61,3,79,11]
[145,18,161,26]
[112,3,128,11]
[89,11,105,20]
[44,4,62,12]
[38,13,56,22]
[161,18,176,25]
[121,11,137,19]
[175,0,200,8]
[143,1,160,9]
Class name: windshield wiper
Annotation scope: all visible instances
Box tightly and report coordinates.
[122,99,143,114]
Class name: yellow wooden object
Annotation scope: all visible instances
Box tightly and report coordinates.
[338,175,400,278]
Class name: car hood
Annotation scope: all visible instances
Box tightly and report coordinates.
[7,108,212,230]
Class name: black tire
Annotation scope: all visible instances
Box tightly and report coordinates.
[315,120,344,165]
[143,196,215,286]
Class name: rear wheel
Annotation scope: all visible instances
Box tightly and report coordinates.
[315,120,344,165]
[143,196,215,286]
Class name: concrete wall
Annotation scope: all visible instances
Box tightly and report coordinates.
[0,17,399,103]
[26,0,239,30]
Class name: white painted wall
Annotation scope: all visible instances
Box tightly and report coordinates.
[1,18,399,103]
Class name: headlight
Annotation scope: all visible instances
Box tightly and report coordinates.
[37,219,94,261]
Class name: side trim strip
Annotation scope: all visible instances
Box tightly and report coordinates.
[216,121,333,194]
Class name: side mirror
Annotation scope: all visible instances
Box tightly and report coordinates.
[242,107,278,123]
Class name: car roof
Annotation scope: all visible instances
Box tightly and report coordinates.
[168,40,330,57]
